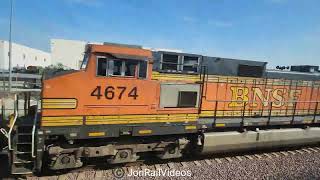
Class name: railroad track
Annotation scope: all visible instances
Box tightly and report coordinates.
[10,145,320,179]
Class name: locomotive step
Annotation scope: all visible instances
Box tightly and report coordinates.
[17,127,33,133]
[15,151,32,154]
[18,134,32,143]
[13,159,33,164]
[11,167,33,175]
[18,133,32,136]
[16,142,32,145]
[13,155,34,164]
[12,156,34,173]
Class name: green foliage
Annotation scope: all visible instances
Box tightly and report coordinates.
[40,63,71,74]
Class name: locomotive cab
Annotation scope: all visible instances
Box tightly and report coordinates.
[81,44,150,80]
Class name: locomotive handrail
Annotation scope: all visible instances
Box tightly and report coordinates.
[8,94,18,151]
[213,101,218,126]
[291,102,298,124]
[206,100,320,103]
[241,102,248,129]
[313,102,319,123]
[267,102,273,126]
[210,99,319,128]
[0,128,8,138]
[31,102,39,158]
[199,65,208,114]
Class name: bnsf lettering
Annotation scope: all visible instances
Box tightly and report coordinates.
[228,87,301,107]
[91,86,138,100]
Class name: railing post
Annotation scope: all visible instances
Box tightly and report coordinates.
[267,102,273,126]
[199,66,203,81]
[291,102,297,125]
[313,102,318,124]
[16,94,19,116]
[24,92,28,116]
[241,102,246,129]
[198,66,206,114]
[0,104,2,127]
[1,104,4,123]
[32,103,38,158]
[8,94,18,150]
[213,101,218,127]
[27,92,31,110]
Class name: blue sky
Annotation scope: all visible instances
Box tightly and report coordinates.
[0,0,319,68]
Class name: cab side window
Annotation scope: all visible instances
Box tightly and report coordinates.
[138,61,147,78]
[125,61,138,76]
[112,60,122,76]
[97,57,107,76]
[97,57,147,78]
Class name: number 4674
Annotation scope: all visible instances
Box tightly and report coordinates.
[91,86,138,100]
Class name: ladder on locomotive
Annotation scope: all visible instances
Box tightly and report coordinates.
[1,94,39,174]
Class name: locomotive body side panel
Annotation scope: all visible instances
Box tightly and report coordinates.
[200,78,320,117]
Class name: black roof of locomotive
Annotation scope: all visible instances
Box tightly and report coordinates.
[152,51,320,81]
[266,69,320,81]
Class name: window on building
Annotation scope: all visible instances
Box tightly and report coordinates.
[44,58,46,62]
[177,91,198,107]
[22,54,26,60]
[35,56,37,61]
[161,54,179,71]
[183,56,199,72]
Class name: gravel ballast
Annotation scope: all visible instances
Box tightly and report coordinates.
[21,149,320,180]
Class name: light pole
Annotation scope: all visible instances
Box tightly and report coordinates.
[8,0,13,92]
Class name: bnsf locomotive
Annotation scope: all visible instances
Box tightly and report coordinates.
[2,42,320,174]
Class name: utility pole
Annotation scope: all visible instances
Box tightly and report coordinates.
[8,0,13,92]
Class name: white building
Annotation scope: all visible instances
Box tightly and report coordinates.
[0,40,51,70]
[51,39,95,70]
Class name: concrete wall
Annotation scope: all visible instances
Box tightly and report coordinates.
[160,83,200,108]
[0,40,51,70]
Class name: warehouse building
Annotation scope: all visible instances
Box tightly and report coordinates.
[51,39,88,70]
[0,40,51,70]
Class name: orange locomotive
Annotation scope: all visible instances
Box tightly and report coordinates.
[7,42,320,174]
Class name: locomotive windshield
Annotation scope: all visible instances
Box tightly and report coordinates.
[80,53,89,70]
